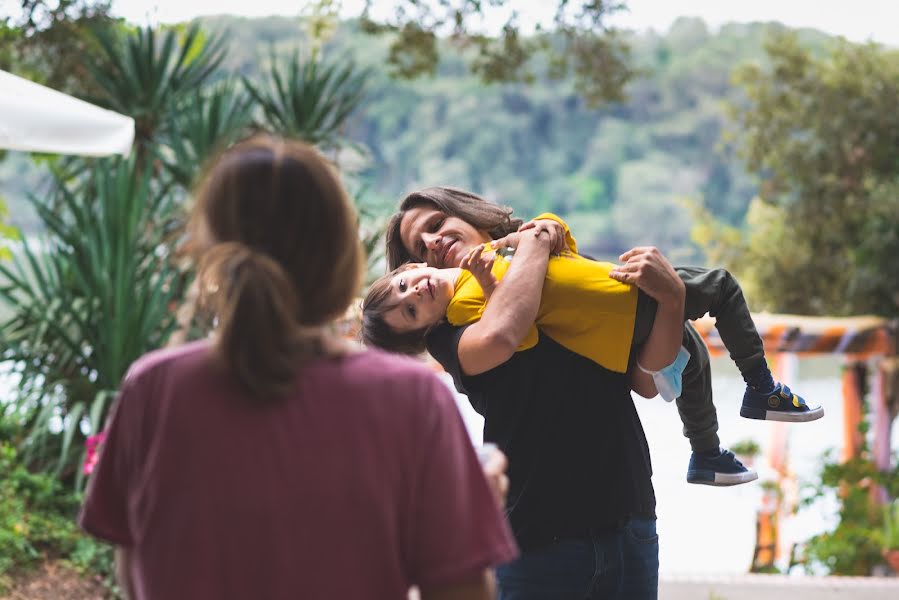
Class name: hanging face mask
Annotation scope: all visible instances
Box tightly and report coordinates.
[637,346,691,402]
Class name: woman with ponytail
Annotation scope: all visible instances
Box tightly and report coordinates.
[80,136,517,600]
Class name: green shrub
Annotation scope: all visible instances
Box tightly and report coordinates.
[730,438,761,458]
[883,500,899,551]
[0,434,117,596]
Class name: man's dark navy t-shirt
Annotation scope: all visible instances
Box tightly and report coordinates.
[427,324,656,551]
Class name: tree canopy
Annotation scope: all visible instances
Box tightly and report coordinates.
[357,0,634,106]
[697,32,899,318]
[1,0,115,94]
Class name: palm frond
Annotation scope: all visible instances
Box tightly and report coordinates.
[243,50,370,148]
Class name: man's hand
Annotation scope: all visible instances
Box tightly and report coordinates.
[460,244,498,299]
[609,246,685,306]
[518,218,568,254]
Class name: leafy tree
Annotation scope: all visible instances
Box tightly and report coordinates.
[357,0,635,106]
[0,0,115,95]
[699,32,899,318]
[689,30,899,578]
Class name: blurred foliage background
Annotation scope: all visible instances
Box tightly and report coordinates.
[0,0,897,590]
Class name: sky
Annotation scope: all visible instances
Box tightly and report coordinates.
[103,0,899,46]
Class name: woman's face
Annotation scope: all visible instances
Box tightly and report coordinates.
[399,206,491,269]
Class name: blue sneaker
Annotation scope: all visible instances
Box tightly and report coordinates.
[740,382,823,422]
[687,448,758,486]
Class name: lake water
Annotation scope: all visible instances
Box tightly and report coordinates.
[444,354,896,576]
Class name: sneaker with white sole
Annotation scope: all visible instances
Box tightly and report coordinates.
[687,448,759,487]
[740,382,824,423]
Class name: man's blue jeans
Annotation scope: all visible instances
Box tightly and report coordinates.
[496,517,659,600]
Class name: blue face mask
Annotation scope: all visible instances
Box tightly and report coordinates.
[637,346,691,402]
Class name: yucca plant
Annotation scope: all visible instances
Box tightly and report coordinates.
[163,80,255,189]
[87,23,227,151]
[243,50,369,149]
[0,157,185,482]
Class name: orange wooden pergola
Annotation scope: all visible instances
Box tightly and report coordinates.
[692,313,898,572]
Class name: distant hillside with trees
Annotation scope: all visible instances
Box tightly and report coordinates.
[0,15,841,262]
[197,15,835,262]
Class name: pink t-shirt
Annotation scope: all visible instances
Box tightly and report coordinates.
[80,341,517,600]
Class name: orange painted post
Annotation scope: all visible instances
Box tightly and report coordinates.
[751,511,777,571]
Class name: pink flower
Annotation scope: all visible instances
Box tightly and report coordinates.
[83,431,107,475]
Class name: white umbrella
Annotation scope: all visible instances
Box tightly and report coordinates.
[0,69,134,156]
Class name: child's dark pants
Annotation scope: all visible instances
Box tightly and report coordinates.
[631,267,767,452]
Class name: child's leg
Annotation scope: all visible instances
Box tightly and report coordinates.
[676,266,822,422]
[680,322,758,486]
[676,322,719,453]
[633,293,724,453]
[631,292,757,484]
[676,267,767,381]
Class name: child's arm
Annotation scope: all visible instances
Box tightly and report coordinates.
[460,244,497,300]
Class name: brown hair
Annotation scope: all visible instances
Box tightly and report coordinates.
[359,265,433,356]
[385,187,522,269]
[190,135,363,398]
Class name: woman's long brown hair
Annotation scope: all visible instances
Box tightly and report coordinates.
[190,135,363,399]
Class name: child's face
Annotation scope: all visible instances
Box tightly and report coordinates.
[383,264,455,333]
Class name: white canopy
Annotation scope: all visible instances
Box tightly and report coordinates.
[0,70,134,156]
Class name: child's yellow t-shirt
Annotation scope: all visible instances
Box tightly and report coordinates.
[445,214,638,373]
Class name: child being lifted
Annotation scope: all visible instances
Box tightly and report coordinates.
[362,213,822,486]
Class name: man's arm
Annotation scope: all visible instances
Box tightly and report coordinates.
[610,247,686,397]
[457,229,551,376]
[629,297,684,398]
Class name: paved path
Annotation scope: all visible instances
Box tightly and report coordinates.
[660,574,899,599]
